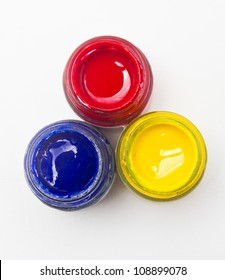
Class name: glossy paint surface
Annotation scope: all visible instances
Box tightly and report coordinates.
[63,36,153,127]
[35,132,98,197]
[130,124,197,192]
[71,42,140,110]
[116,112,207,200]
[24,121,115,210]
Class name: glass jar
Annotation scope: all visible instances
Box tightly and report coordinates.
[116,112,207,200]
[24,120,115,210]
[63,36,153,127]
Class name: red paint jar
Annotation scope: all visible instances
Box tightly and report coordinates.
[63,36,153,127]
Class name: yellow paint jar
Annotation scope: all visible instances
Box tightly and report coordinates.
[116,112,207,200]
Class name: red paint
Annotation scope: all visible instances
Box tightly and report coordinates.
[63,36,153,127]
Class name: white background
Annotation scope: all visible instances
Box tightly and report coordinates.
[0,0,225,259]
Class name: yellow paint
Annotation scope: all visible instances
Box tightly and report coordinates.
[116,112,207,200]
[130,124,197,192]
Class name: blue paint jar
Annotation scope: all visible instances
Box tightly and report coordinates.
[24,120,115,210]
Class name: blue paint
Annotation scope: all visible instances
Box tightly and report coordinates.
[24,121,115,210]
[34,132,99,198]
